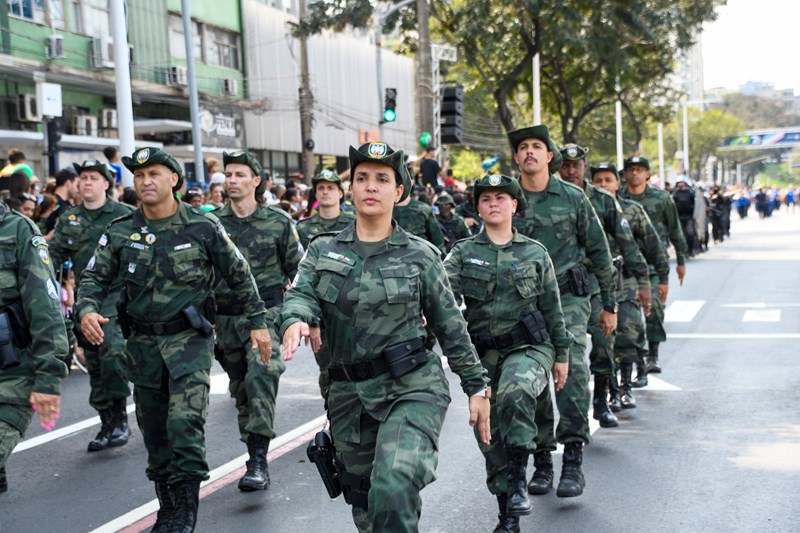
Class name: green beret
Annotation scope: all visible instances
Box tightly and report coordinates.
[348,142,410,202]
[223,150,266,198]
[623,156,650,170]
[435,193,456,207]
[122,147,184,191]
[590,162,620,180]
[312,169,343,190]
[473,174,527,213]
[73,159,114,194]
[560,143,589,161]
[508,125,562,174]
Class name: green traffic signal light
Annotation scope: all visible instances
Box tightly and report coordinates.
[383,108,397,122]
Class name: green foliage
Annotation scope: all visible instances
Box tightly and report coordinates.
[449,148,485,182]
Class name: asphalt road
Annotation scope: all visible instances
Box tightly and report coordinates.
[2,207,799,533]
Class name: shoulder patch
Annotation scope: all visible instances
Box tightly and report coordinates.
[31,236,47,248]
[46,278,59,300]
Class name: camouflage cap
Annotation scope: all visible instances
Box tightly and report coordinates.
[312,169,343,190]
[473,174,527,213]
[72,159,114,193]
[590,162,620,180]
[507,125,562,174]
[122,147,184,191]
[435,193,456,206]
[348,142,410,202]
[623,155,650,170]
[560,143,589,161]
[223,150,266,198]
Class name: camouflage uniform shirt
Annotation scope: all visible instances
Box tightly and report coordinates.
[296,211,355,249]
[619,198,670,284]
[393,199,446,256]
[620,184,689,266]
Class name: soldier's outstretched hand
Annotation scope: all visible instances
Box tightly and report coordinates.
[309,326,322,353]
[282,321,310,361]
[676,264,686,286]
[30,392,60,430]
[469,395,491,445]
[80,312,109,345]
[250,329,272,363]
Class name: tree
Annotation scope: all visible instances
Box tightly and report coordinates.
[719,93,800,129]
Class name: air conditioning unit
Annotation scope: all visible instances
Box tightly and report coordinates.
[17,94,41,122]
[46,35,65,59]
[85,116,98,137]
[166,66,189,86]
[72,115,98,136]
[221,78,238,96]
[99,108,118,129]
[91,37,114,69]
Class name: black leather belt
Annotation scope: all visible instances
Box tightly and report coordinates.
[218,288,284,316]
[329,357,389,382]
[129,315,192,336]
[471,323,528,355]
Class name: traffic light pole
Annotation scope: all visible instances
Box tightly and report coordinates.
[374,0,414,140]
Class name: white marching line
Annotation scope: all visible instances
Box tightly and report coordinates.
[664,300,706,323]
[669,333,800,339]
[742,309,781,322]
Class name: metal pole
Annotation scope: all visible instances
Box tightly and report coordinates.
[657,123,665,181]
[615,81,623,170]
[298,0,314,184]
[110,0,135,187]
[376,25,384,140]
[532,53,541,124]
[683,103,690,177]
[181,0,204,184]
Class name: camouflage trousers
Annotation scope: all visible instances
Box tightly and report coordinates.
[587,293,615,376]
[0,403,34,469]
[81,315,130,411]
[217,308,285,442]
[331,392,448,533]
[134,366,210,483]
[476,346,549,495]
[614,276,647,364]
[646,273,667,343]
[535,293,591,448]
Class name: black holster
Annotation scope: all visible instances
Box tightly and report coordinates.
[383,337,427,379]
[567,264,591,297]
[612,255,624,291]
[0,312,19,370]
[116,288,131,339]
[519,311,549,345]
[181,304,214,337]
[306,429,343,499]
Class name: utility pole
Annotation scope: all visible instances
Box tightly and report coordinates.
[110,0,135,187]
[416,0,433,143]
[181,0,204,184]
[298,0,314,184]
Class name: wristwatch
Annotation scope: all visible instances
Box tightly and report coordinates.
[472,386,492,399]
[603,304,619,314]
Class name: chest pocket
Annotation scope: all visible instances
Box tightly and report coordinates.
[316,258,352,304]
[551,213,574,240]
[380,265,420,304]
[0,245,18,291]
[511,262,543,300]
[169,246,205,282]
[247,241,278,276]
[461,264,493,301]
[120,246,153,285]
[59,223,84,251]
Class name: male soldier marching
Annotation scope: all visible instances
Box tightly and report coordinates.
[619,156,687,375]
[215,150,302,491]
[49,160,133,452]
[559,145,650,426]
[508,125,617,498]
[393,184,447,256]
[435,193,470,253]
[0,202,68,493]
[76,147,269,533]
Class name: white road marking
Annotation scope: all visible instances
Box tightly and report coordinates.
[743,309,781,322]
[721,302,800,308]
[664,300,705,322]
[669,333,800,339]
[634,375,682,391]
[210,372,230,395]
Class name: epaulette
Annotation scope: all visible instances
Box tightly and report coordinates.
[188,205,222,224]
[266,205,294,222]
[406,232,442,258]
[308,231,338,246]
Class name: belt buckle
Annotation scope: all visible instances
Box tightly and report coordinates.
[152,323,164,335]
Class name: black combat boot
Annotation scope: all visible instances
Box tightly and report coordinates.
[592,375,618,428]
[620,363,637,409]
[87,408,114,452]
[527,450,553,495]
[169,478,201,533]
[150,481,175,533]
[0,465,7,493]
[631,352,648,388]
[556,443,585,498]
[238,434,270,491]
[608,373,622,413]
[646,341,662,373]
[505,447,531,516]
[493,494,521,533]
[107,398,130,448]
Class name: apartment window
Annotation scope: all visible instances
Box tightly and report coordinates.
[168,14,202,61]
[206,26,240,70]
[8,0,65,28]
[82,0,110,38]
[70,0,82,33]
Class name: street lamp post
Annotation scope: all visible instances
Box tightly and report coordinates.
[375,0,415,140]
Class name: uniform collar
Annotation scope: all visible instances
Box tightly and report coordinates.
[473,228,523,245]
[335,220,410,246]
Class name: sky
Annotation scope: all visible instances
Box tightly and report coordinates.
[702,0,800,92]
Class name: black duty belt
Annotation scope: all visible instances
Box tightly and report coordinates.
[129,315,192,336]
[329,338,426,382]
[217,288,284,316]
[471,323,528,355]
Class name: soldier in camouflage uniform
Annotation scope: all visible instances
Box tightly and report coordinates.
[445,175,572,533]
[393,186,447,256]
[591,163,670,400]
[559,145,650,425]
[619,156,687,376]
[76,147,269,533]
[277,142,490,533]
[49,160,133,452]
[215,150,302,492]
[508,125,616,498]
[435,193,470,252]
[0,202,68,494]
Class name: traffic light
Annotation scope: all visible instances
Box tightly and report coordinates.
[383,88,397,123]
[46,120,61,154]
[440,83,463,144]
